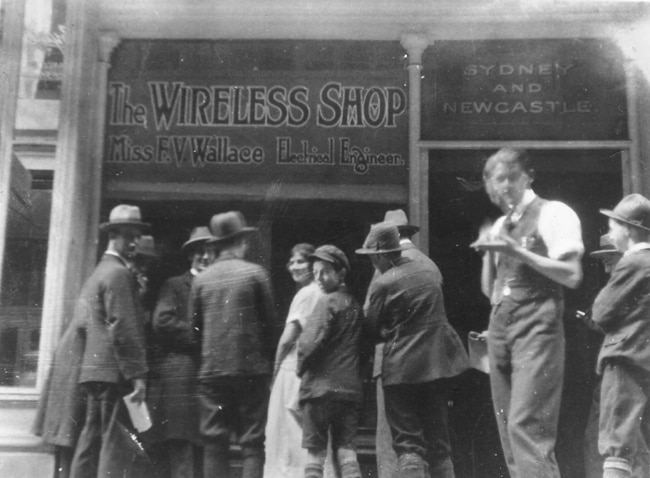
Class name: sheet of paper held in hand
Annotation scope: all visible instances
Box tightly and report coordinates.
[123,390,153,433]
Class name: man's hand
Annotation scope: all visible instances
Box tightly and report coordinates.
[131,378,146,404]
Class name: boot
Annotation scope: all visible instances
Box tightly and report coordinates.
[397,453,430,478]
[241,446,264,478]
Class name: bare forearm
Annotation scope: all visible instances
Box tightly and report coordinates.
[480,252,495,299]
[511,248,582,289]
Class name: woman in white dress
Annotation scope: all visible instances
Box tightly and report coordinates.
[264,243,325,478]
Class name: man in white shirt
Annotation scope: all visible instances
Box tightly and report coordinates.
[474,148,584,478]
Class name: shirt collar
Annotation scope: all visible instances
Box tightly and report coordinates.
[624,242,650,256]
[190,267,200,276]
[508,189,537,223]
[104,250,130,267]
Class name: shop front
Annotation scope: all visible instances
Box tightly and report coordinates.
[1,2,650,478]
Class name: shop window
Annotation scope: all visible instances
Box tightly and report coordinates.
[0,157,52,387]
[0,0,62,389]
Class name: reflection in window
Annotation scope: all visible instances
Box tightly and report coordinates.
[0,156,51,387]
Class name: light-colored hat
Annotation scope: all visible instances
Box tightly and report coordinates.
[208,211,257,244]
[384,209,419,235]
[182,226,214,254]
[100,204,150,232]
[600,194,650,232]
[309,244,350,271]
[355,222,406,255]
[135,235,157,258]
[589,234,622,259]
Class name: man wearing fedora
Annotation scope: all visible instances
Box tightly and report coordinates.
[69,204,151,478]
[591,194,650,478]
[372,209,449,478]
[358,222,470,478]
[148,226,214,478]
[474,148,584,478]
[189,212,276,478]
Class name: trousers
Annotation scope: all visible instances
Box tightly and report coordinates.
[70,382,153,478]
[599,361,650,474]
[488,295,564,478]
[383,380,454,478]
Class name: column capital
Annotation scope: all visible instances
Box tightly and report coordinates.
[98,31,120,64]
[400,33,430,65]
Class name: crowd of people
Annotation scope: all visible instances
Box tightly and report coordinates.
[32,147,650,478]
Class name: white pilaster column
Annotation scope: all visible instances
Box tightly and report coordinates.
[400,33,429,253]
[37,0,102,388]
[86,32,121,251]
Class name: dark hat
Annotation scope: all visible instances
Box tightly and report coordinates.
[135,235,157,258]
[355,222,407,255]
[309,245,350,271]
[208,211,256,244]
[589,234,622,259]
[182,226,214,254]
[383,209,419,235]
[600,193,650,232]
[100,204,150,232]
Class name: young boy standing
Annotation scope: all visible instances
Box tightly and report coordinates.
[592,193,650,478]
[297,245,363,478]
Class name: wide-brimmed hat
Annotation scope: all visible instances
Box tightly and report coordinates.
[135,235,158,258]
[355,222,407,255]
[182,226,214,254]
[600,193,650,232]
[208,211,257,244]
[590,234,622,259]
[309,244,350,271]
[384,209,419,235]
[100,204,150,232]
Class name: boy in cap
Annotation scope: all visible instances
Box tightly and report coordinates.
[358,222,469,478]
[591,194,650,478]
[297,245,364,478]
[583,234,649,478]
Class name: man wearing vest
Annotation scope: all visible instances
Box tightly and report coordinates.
[473,148,584,477]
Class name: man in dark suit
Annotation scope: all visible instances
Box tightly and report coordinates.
[190,211,276,478]
[70,204,151,478]
[149,226,214,478]
[358,222,470,478]
[372,209,447,478]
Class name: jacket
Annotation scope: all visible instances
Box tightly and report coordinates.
[190,252,276,379]
[297,286,363,403]
[148,271,201,443]
[78,253,148,384]
[592,248,650,374]
[365,256,470,386]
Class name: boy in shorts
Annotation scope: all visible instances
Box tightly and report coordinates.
[297,245,363,478]
[592,194,650,478]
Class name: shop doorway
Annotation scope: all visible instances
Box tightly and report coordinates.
[101,196,403,446]
[428,149,623,478]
